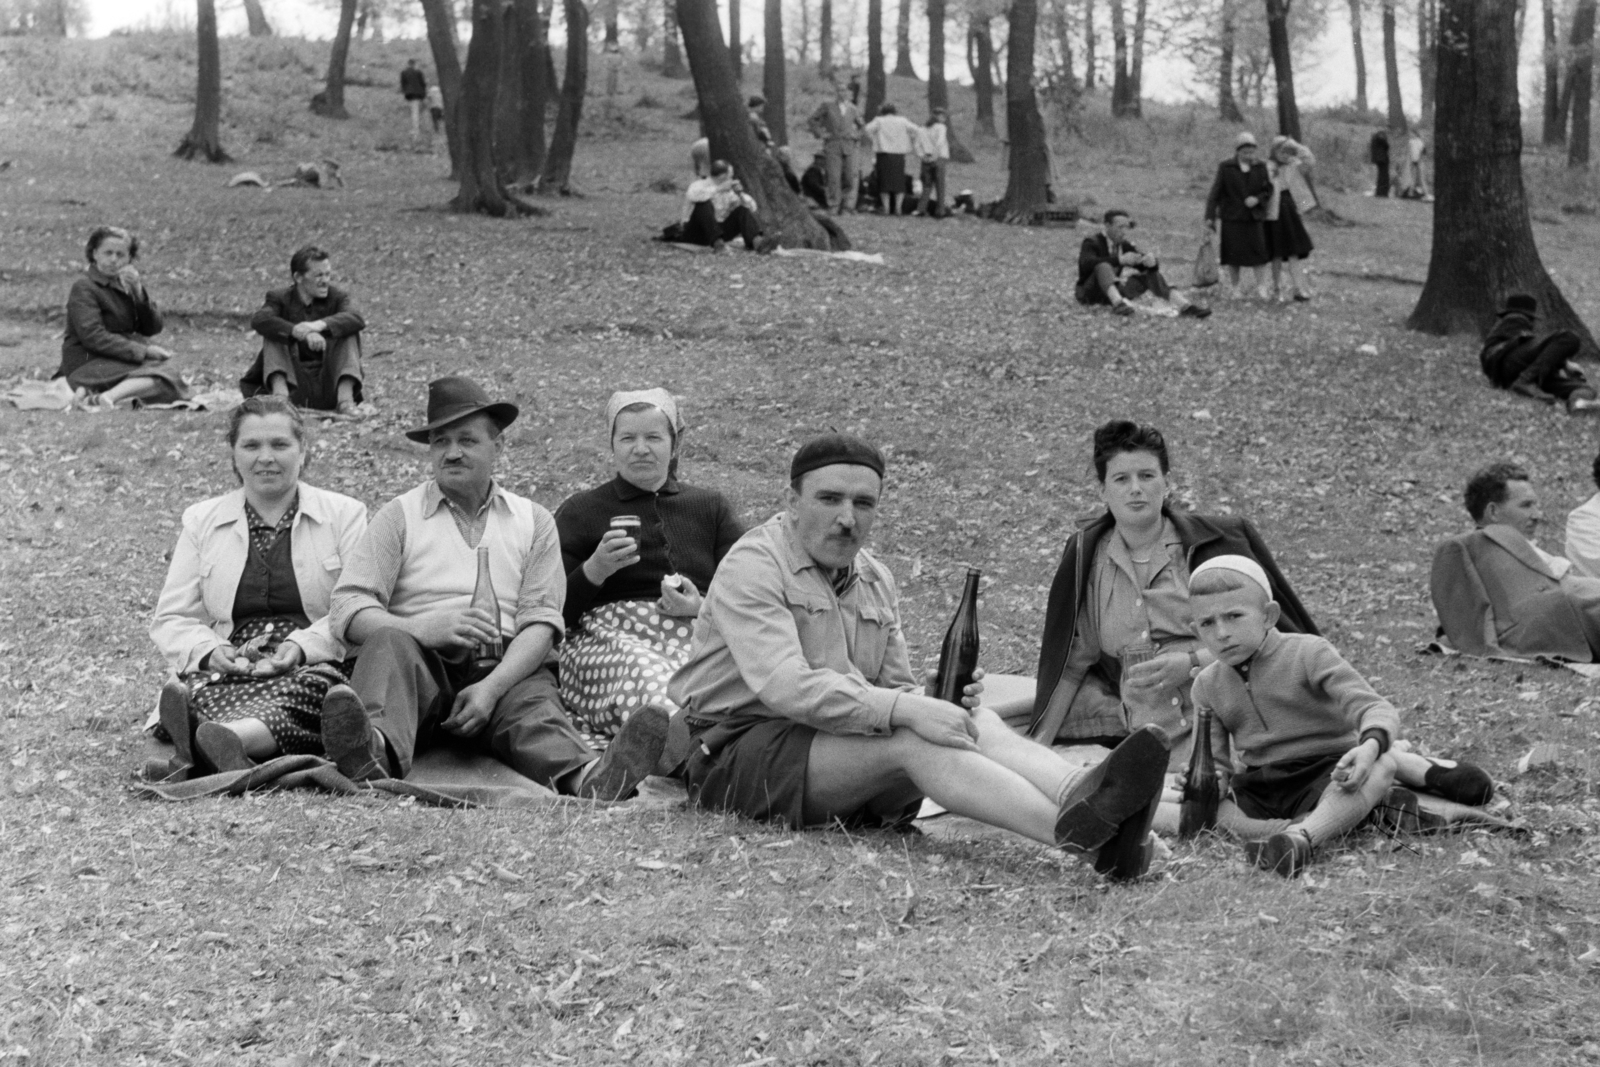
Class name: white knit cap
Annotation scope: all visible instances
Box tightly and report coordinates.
[1190,554,1272,599]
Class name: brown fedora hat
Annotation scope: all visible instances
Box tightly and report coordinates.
[405,376,520,443]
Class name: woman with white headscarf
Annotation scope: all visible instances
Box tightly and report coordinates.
[554,389,745,741]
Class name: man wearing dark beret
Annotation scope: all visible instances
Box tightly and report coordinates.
[668,433,1173,880]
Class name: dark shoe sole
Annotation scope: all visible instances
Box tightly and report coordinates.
[194,722,255,773]
[322,685,386,781]
[579,703,670,801]
[1375,786,1422,835]
[1094,794,1161,881]
[159,679,197,769]
[1256,831,1312,877]
[1055,725,1171,852]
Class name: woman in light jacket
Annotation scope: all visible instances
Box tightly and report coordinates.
[1264,135,1317,302]
[150,396,367,773]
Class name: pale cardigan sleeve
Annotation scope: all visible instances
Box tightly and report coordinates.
[149,502,227,675]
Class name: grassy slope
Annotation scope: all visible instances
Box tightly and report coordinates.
[1,32,1599,1067]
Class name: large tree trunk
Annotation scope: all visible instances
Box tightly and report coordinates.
[542,0,590,192]
[1109,0,1130,115]
[420,0,466,177]
[1128,0,1145,116]
[1219,0,1245,121]
[678,0,837,248]
[926,0,975,162]
[1383,0,1406,130]
[664,0,687,76]
[243,0,273,36]
[175,0,230,161]
[763,0,788,143]
[1409,0,1596,357]
[1083,0,1095,91]
[1418,0,1437,125]
[314,0,359,118]
[1572,0,1596,166]
[866,0,886,116]
[970,15,996,134]
[1544,0,1563,143]
[820,0,833,75]
[496,3,528,182]
[994,0,1050,219]
[729,0,742,79]
[894,0,918,77]
[516,0,549,179]
[1349,0,1368,112]
[1265,0,1301,140]
[453,0,516,213]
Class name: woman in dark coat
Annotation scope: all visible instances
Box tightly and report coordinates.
[1029,420,1317,832]
[1203,132,1274,299]
[54,226,188,409]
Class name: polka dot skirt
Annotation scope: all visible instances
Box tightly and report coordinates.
[559,599,694,742]
[183,617,347,755]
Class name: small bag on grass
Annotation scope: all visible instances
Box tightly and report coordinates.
[1192,232,1220,288]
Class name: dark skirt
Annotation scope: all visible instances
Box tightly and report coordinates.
[1266,191,1315,261]
[56,355,187,401]
[1219,219,1271,268]
[875,152,907,195]
[183,617,347,754]
[1229,752,1342,821]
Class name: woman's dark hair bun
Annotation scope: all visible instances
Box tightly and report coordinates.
[1091,419,1170,481]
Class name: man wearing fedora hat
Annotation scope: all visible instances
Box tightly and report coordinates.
[1479,292,1600,414]
[667,433,1173,880]
[322,376,668,798]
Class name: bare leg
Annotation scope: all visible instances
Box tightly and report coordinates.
[1294,753,1396,846]
[267,371,292,398]
[336,376,358,407]
[1249,265,1269,297]
[221,717,280,759]
[1225,264,1242,295]
[1270,259,1283,298]
[1216,799,1292,842]
[100,377,168,406]
[1283,258,1308,297]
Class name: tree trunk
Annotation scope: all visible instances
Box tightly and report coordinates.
[517,0,549,179]
[866,0,886,116]
[970,15,996,134]
[243,0,273,36]
[664,0,687,76]
[1349,0,1367,112]
[1266,0,1301,140]
[454,0,515,214]
[1383,0,1406,130]
[175,0,231,161]
[763,0,788,143]
[1418,0,1437,125]
[1109,0,1129,115]
[894,0,918,77]
[1572,0,1596,166]
[637,0,656,51]
[314,0,358,118]
[820,0,833,75]
[1083,0,1095,91]
[678,0,837,247]
[541,0,590,192]
[1543,0,1563,143]
[496,3,527,183]
[1408,0,1596,357]
[995,0,1050,218]
[729,0,742,79]
[926,0,974,161]
[420,0,466,177]
[1128,0,1145,116]
[1219,0,1244,121]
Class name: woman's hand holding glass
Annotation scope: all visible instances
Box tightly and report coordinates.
[582,528,640,584]
[1123,651,1193,695]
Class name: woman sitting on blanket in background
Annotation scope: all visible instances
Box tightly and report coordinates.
[150,397,368,774]
[55,225,189,409]
[1029,420,1493,831]
[554,389,744,746]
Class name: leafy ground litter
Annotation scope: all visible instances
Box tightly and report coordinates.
[1,32,1600,1067]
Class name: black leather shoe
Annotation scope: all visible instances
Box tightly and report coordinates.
[578,703,670,801]
[1094,794,1161,881]
[159,679,199,769]
[321,685,388,782]
[1055,725,1171,853]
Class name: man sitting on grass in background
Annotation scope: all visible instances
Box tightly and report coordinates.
[668,433,1173,881]
[679,161,777,254]
[1076,209,1210,320]
[1187,556,1417,877]
[241,245,368,418]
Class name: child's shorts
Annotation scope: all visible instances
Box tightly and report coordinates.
[1230,752,1343,821]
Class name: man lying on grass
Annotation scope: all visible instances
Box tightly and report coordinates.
[668,433,1172,881]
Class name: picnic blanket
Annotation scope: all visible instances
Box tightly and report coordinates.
[1418,638,1600,680]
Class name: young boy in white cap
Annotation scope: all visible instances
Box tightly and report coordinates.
[1187,555,1414,876]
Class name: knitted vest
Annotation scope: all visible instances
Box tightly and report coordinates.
[391,483,536,638]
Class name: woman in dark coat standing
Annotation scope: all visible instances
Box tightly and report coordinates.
[1029,421,1317,833]
[54,226,188,409]
[1204,132,1274,299]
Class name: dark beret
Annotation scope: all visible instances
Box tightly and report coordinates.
[790,433,886,482]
